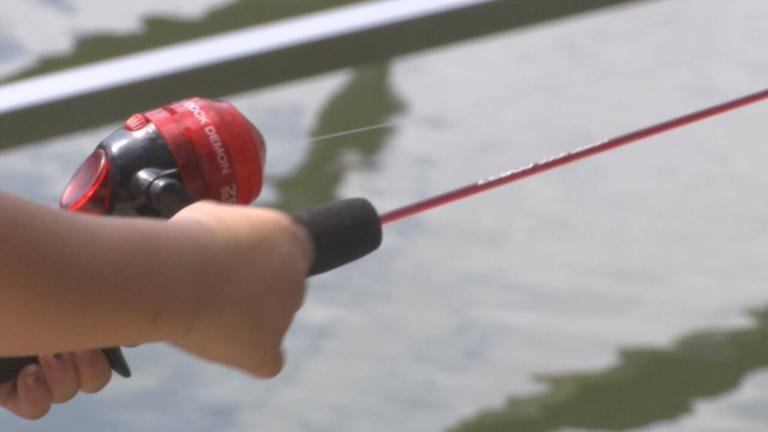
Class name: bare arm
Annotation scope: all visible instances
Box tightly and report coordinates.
[0,191,312,417]
[0,191,199,353]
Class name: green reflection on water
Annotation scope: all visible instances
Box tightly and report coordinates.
[452,308,768,432]
[272,63,405,212]
[2,0,363,84]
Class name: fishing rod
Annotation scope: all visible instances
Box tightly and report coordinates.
[0,86,766,382]
[380,87,768,224]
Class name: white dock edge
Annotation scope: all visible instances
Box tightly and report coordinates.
[0,0,491,115]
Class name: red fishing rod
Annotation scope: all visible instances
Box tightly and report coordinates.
[380,87,768,224]
[0,87,766,382]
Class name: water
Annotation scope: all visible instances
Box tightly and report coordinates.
[1,1,768,431]
[0,0,232,79]
[0,0,365,82]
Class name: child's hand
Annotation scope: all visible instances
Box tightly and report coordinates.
[0,350,110,419]
[165,202,313,377]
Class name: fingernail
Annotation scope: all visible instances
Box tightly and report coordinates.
[23,365,43,389]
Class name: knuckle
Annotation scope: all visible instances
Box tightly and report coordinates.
[260,363,283,378]
[292,282,307,312]
[73,351,111,394]
[15,398,52,420]
[0,382,13,407]
[51,391,77,404]
[21,406,51,420]
[257,350,284,378]
[80,370,111,394]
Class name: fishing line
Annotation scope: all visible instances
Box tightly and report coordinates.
[301,121,403,143]
[289,46,755,148]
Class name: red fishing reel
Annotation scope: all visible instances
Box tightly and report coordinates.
[60,98,266,216]
[60,96,380,277]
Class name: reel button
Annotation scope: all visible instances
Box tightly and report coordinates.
[124,113,149,131]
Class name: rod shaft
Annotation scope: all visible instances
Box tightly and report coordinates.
[379,87,768,224]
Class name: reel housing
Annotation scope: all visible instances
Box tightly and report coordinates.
[60,98,265,216]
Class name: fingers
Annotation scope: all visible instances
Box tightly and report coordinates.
[0,350,112,420]
[38,350,111,402]
[72,350,111,394]
[39,353,79,403]
[0,364,53,419]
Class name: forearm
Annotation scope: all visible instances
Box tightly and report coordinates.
[0,191,199,355]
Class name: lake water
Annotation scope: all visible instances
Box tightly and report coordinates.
[1,1,768,431]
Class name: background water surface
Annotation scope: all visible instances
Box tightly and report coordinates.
[1,1,768,431]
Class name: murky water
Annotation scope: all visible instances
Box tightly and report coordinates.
[1,1,768,431]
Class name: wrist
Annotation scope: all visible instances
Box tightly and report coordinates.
[144,219,221,344]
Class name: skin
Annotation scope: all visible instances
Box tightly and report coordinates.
[0,193,313,419]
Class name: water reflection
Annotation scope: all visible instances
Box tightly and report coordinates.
[452,307,768,432]
[272,63,405,212]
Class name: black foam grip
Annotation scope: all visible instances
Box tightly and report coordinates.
[292,198,382,276]
[0,347,130,383]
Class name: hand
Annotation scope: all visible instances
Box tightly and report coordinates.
[165,202,313,377]
[0,350,111,419]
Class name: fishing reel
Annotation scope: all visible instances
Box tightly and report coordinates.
[0,97,382,383]
[60,98,265,217]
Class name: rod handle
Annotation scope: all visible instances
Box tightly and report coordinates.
[291,198,382,276]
